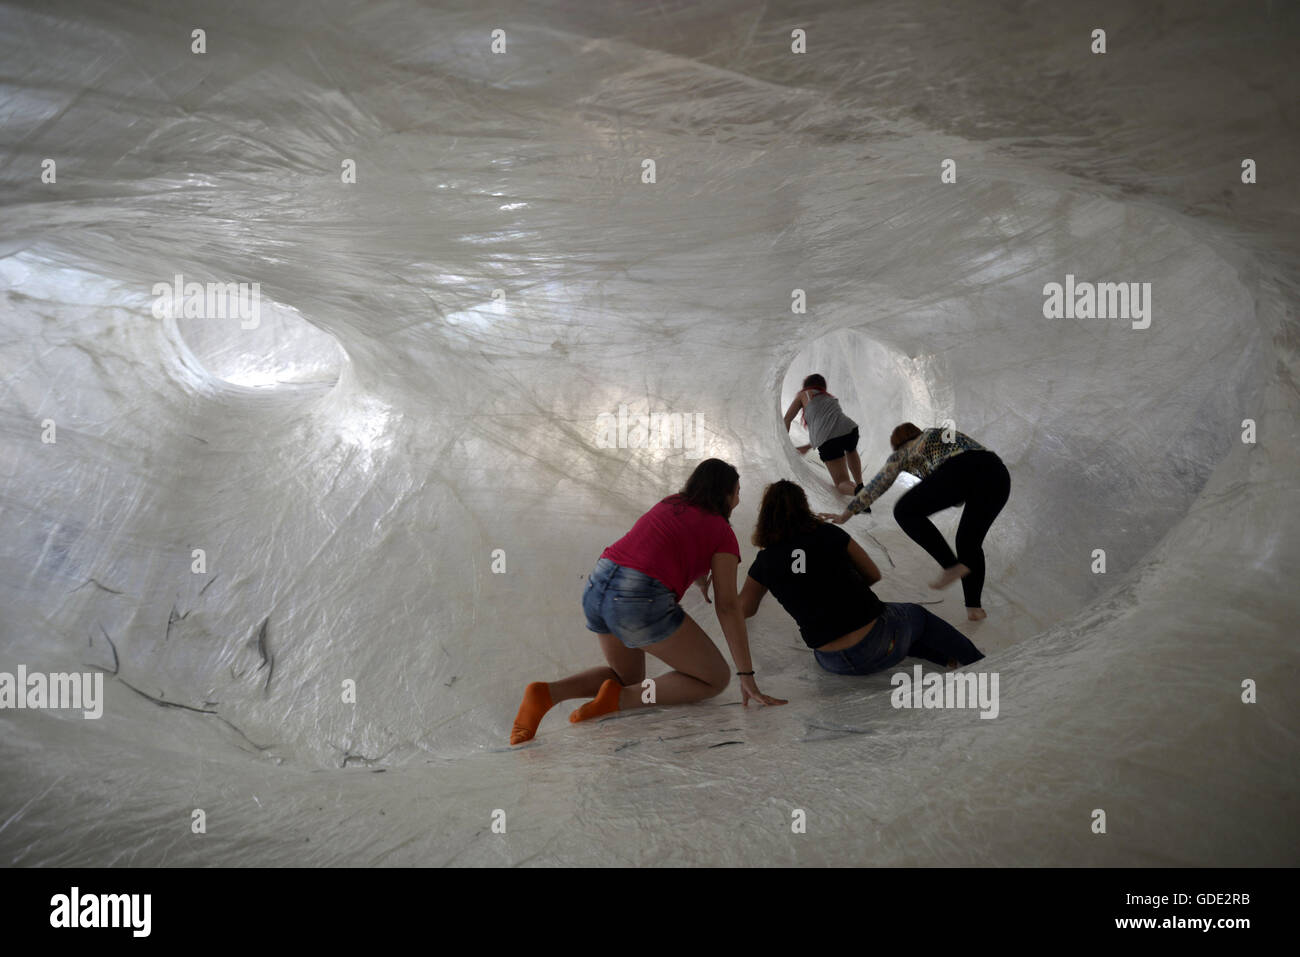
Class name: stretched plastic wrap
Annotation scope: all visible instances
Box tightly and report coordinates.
[0,0,1296,866]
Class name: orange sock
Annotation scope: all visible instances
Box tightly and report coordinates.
[569,678,622,723]
[510,682,554,745]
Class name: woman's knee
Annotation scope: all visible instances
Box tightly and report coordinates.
[702,667,731,697]
[686,660,730,697]
[613,663,646,686]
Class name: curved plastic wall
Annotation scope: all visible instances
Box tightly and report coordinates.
[0,0,1297,866]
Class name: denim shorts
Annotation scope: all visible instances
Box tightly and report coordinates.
[813,603,908,676]
[582,557,685,649]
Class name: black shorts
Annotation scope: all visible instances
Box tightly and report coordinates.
[818,427,859,462]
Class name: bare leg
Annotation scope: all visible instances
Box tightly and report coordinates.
[846,450,863,486]
[546,667,617,704]
[511,634,644,743]
[617,614,730,709]
[826,457,856,496]
[548,635,644,703]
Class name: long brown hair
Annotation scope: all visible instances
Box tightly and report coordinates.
[666,458,739,520]
[751,480,820,547]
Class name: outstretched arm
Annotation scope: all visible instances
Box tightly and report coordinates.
[739,575,767,618]
[849,455,902,514]
[711,553,787,707]
[846,539,882,585]
[822,453,902,523]
[782,391,807,431]
[785,392,813,453]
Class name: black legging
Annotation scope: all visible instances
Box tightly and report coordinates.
[893,450,1010,608]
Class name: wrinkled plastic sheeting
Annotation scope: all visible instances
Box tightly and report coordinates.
[0,0,1298,866]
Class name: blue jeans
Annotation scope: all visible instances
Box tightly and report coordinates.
[813,603,984,676]
[582,557,685,649]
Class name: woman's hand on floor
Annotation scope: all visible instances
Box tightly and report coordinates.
[740,675,788,707]
[817,510,851,524]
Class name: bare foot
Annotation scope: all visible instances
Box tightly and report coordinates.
[966,608,987,622]
[930,563,970,590]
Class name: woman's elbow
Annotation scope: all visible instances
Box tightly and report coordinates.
[715,599,741,619]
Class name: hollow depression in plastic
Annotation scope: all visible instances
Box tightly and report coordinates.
[1,0,1297,866]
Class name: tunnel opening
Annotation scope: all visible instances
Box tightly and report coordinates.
[168,296,344,390]
[781,327,949,496]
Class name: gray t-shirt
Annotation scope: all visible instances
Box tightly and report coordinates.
[804,391,858,448]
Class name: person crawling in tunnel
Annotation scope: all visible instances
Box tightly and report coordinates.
[822,423,1010,622]
[744,480,984,675]
[510,458,787,745]
[783,373,867,506]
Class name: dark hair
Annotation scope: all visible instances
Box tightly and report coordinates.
[891,422,923,450]
[751,480,821,547]
[801,373,827,391]
[667,458,739,520]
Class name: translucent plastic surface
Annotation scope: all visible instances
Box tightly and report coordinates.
[1,0,1297,866]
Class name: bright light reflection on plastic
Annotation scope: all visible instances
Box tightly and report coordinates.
[333,392,392,469]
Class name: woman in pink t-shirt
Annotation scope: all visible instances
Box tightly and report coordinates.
[510,459,786,744]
